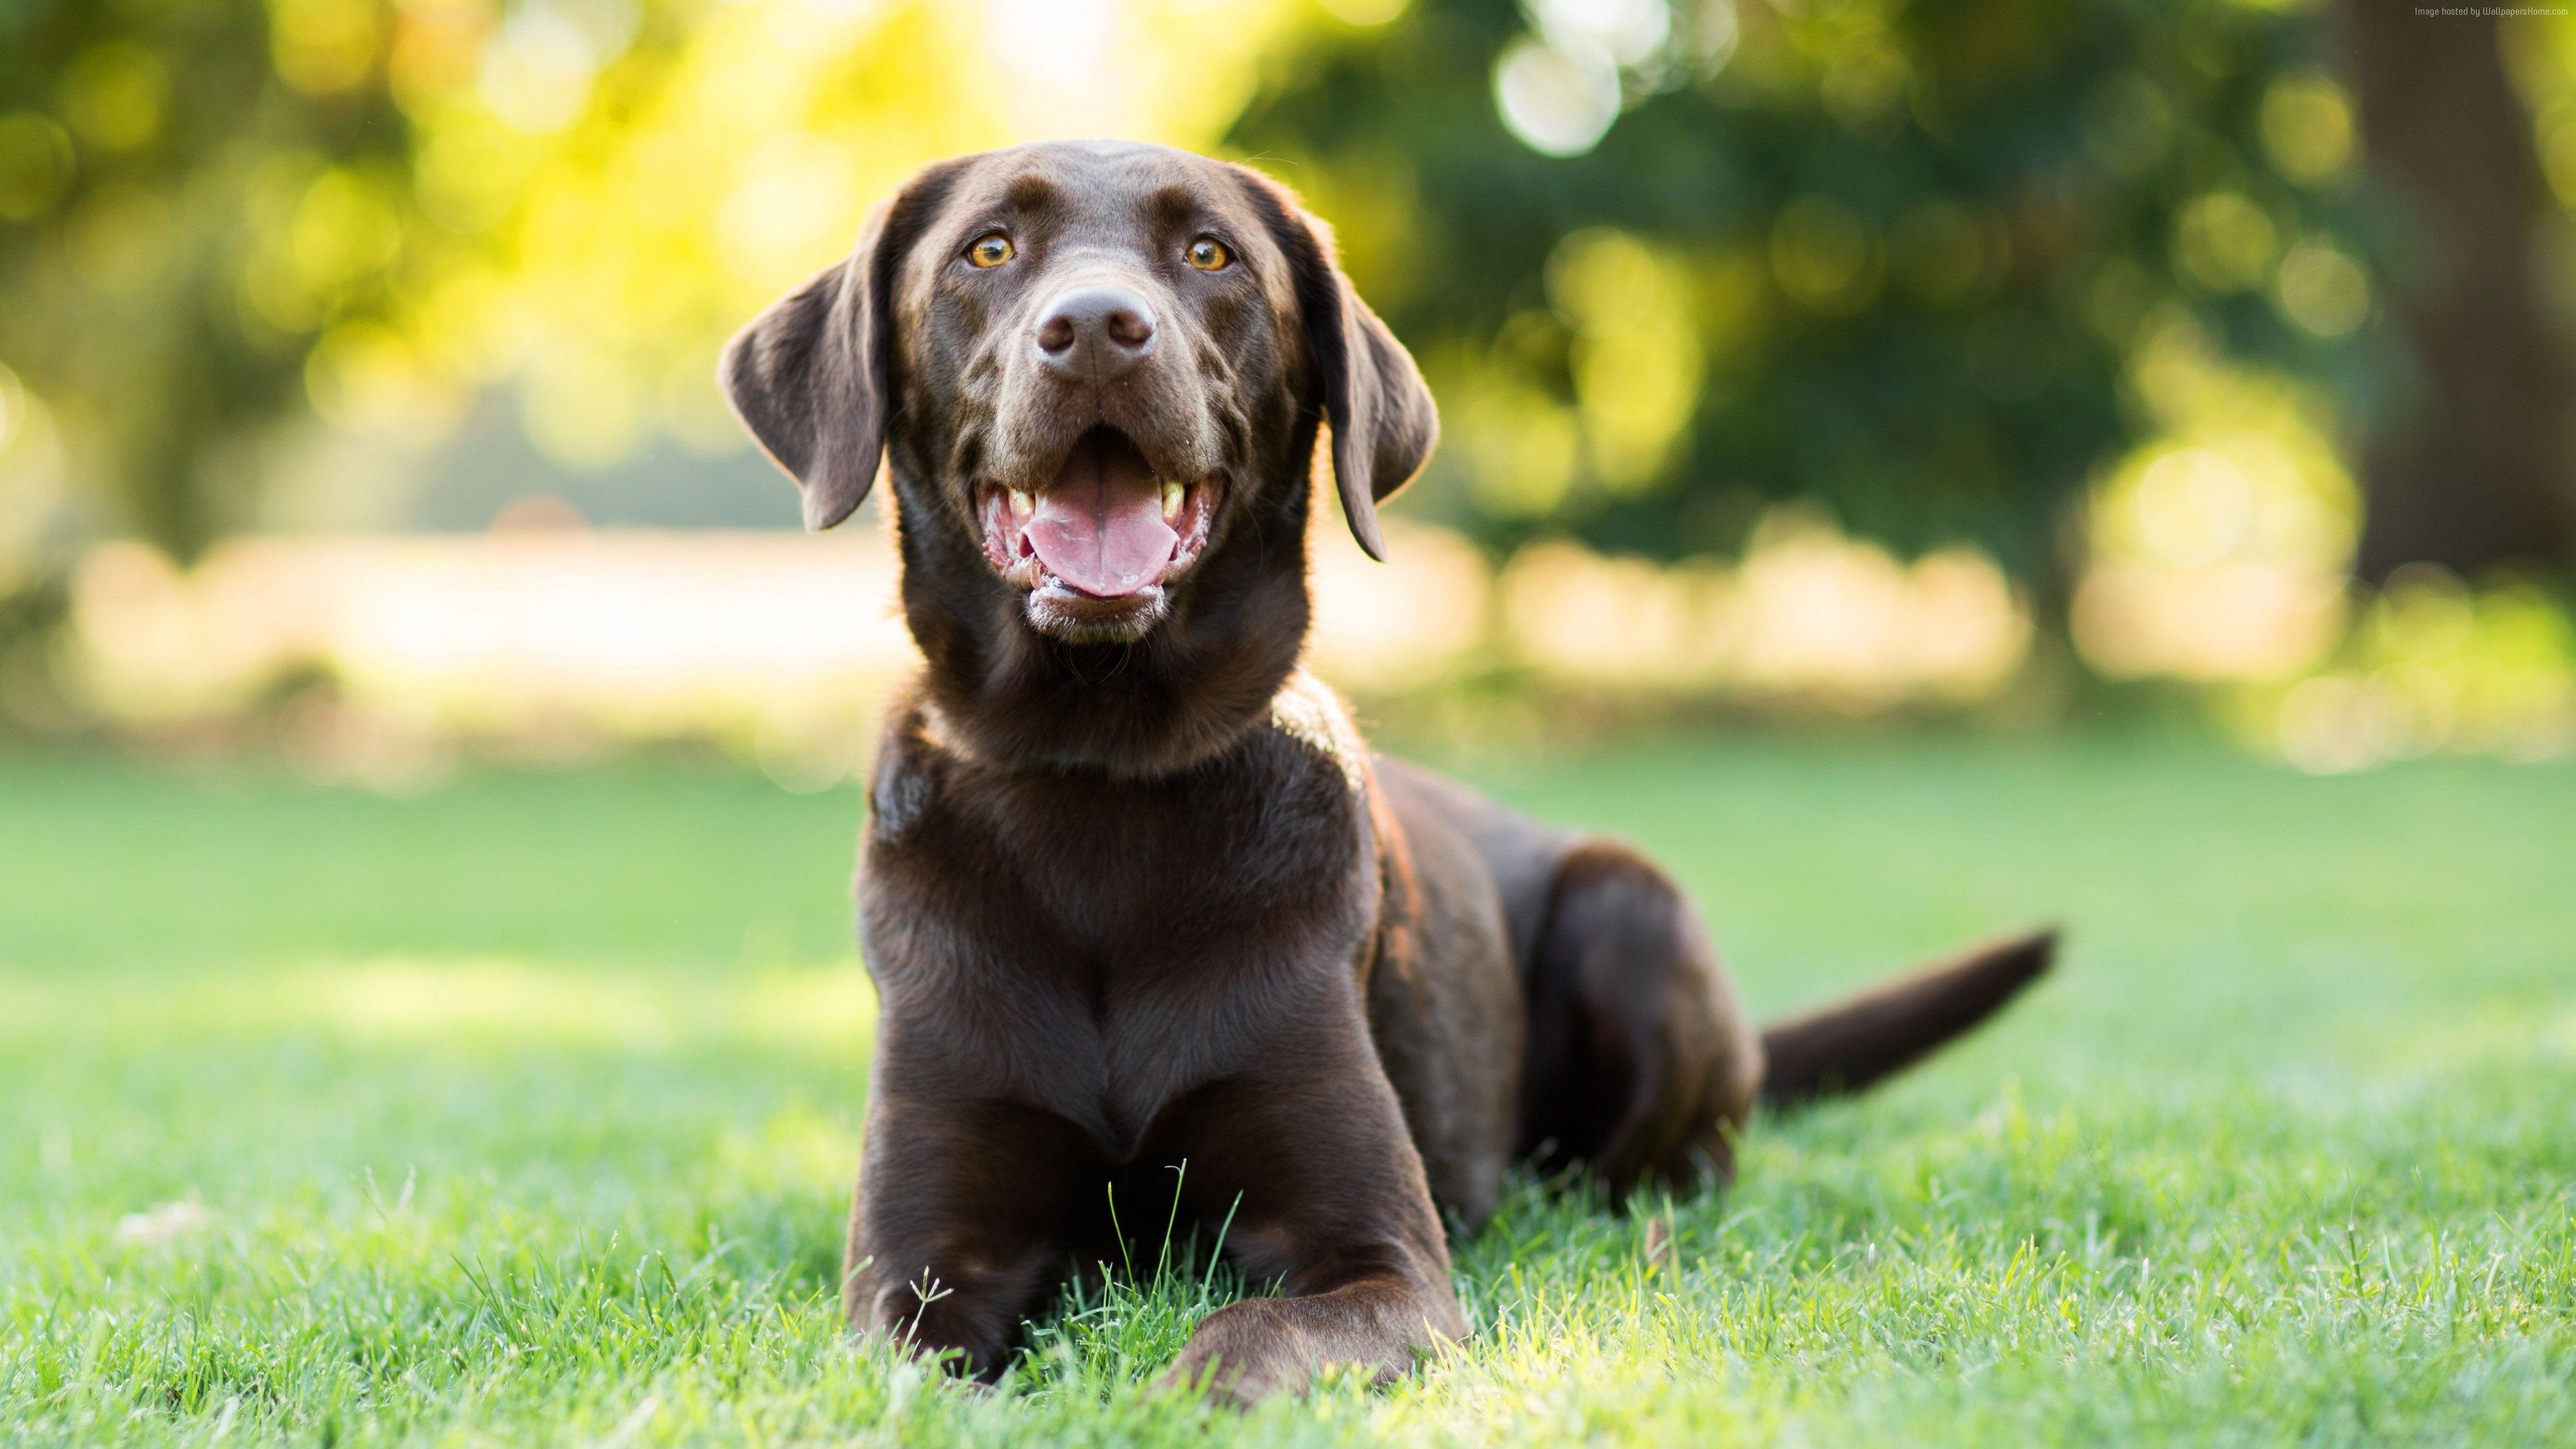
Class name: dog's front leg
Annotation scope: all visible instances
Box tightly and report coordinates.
[1152,1050,1465,1405]
[842,1091,1093,1378]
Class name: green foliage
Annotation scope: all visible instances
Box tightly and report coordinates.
[0,0,421,559]
[1235,0,2373,578]
[4,743,2574,1443]
[0,0,2387,593]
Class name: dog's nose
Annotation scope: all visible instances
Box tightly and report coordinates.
[1034,285,1157,380]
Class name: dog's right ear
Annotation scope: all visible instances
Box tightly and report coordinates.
[719,205,900,531]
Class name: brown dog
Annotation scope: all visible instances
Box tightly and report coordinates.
[720,140,2051,1403]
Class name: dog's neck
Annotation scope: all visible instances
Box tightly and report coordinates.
[889,470,1318,781]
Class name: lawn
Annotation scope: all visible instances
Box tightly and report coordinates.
[3,736,2573,1446]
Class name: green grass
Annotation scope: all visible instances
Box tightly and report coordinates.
[3,737,2573,1445]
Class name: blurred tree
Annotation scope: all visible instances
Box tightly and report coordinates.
[0,0,2444,623]
[0,0,1303,584]
[1230,0,2373,596]
[0,0,423,562]
[2347,5,2574,581]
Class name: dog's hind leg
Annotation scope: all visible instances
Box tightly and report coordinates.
[1514,841,1764,1203]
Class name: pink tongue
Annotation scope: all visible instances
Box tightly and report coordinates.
[1026,431,1177,598]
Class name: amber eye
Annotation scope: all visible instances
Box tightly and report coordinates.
[1186,236,1230,271]
[967,233,1014,268]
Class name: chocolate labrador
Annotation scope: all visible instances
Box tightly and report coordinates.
[720,140,2051,1403]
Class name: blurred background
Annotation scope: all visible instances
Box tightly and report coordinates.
[1,0,2571,786]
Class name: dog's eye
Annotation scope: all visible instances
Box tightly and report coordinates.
[967,233,1014,268]
[1186,237,1230,271]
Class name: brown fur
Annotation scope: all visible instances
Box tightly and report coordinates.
[720,140,2052,1404]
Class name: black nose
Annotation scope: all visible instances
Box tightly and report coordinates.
[1034,284,1157,380]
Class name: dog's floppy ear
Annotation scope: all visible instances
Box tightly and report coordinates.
[1241,173,1438,561]
[720,184,936,531]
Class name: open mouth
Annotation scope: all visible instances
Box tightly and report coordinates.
[979,426,1218,614]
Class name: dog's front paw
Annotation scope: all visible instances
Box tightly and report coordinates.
[1159,1295,1426,1407]
[1158,1299,1308,1406]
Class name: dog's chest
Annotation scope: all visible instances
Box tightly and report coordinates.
[860,718,1379,1158]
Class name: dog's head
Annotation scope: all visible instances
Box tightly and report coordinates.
[720,140,1436,655]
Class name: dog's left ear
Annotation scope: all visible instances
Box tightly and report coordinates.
[1241,172,1438,561]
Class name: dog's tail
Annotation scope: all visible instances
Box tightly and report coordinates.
[1756,929,2055,1109]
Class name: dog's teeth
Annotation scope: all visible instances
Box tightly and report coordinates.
[1008,488,1034,519]
[1161,480,1183,521]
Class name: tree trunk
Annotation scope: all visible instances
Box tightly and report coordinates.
[2346,5,2574,581]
